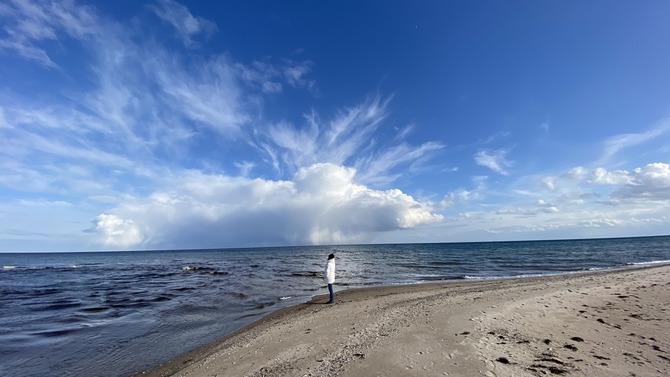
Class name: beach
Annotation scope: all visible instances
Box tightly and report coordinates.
[138,264,670,377]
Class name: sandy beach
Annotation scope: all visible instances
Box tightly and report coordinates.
[138,265,670,377]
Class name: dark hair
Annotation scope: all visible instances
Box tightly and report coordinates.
[328,253,335,260]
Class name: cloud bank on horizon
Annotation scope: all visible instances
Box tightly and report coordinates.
[1,0,669,251]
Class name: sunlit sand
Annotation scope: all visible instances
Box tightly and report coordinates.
[140,265,670,376]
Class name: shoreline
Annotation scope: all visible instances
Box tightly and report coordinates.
[136,265,670,376]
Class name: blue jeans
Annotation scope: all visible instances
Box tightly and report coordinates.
[327,283,334,303]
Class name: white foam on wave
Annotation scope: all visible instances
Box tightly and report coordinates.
[626,260,670,266]
[3,265,17,269]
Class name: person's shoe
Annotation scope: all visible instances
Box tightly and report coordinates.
[327,300,334,304]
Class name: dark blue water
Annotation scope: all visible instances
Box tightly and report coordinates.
[1,236,669,377]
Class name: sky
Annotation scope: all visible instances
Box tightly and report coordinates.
[1,0,670,251]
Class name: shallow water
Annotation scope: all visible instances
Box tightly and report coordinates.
[1,236,669,377]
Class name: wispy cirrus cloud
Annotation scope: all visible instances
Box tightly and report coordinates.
[0,0,100,68]
[259,96,443,185]
[355,141,443,186]
[0,1,446,250]
[474,149,513,176]
[598,118,670,165]
[148,0,218,47]
[262,97,389,171]
[281,58,316,91]
[236,58,316,94]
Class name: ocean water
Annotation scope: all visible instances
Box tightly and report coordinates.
[1,236,669,377]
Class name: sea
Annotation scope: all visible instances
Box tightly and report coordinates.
[1,236,669,377]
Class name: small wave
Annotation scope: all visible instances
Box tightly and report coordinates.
[31,301,82,312]
[110,300,152,309]
[625,260,670,266]
[420,275,469,281]
[279,296,292,300]
[252,301,275,310]
[389,263,444,270]
[290,272,320,278]
[31,327,81,338]
[429,261,462,266]
[3,265,82,271]
[79,306,111,313]
[236,312,262,320]
[225,291,248,299]
[183,266,213,271]
[183,266,228,275]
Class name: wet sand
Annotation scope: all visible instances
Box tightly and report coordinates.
[137,265,670,376]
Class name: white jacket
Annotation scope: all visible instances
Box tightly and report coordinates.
[324,259,335,284]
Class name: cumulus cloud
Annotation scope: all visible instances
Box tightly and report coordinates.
[474,149,513,176]
[95,214,144,248]
[94,163,443,248]
[606,163,670,202]
[553,163,670,203]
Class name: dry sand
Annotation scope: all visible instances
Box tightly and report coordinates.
[138,265,670,377]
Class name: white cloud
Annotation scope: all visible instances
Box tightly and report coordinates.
[0,0,101,68]
[474,149,513,176]
[567,166,588,181]
[0,1,263,200]
[149,0,218,47]
[590,167,633,185]
[495,199,559,216]
[281,59,316,90]
[440,189,479,209]
[235,58,317,94]
[555,163,670,203]
[541,176,555,190]
[150,53,249,135]
[95,214,144,248]
[607,163,670,202]
[599,118,670,165]
[355,141,443,186]
[261,96,442,185]
[94,163,443,248]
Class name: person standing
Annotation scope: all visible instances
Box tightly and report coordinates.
[324,253,336,304]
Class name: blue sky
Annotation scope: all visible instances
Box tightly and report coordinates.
[1,0,670,251]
